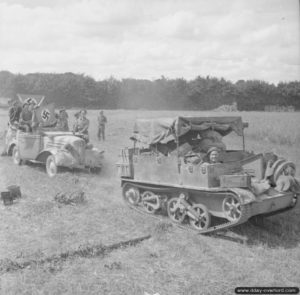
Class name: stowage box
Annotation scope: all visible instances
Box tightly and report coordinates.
[219,174,251,188]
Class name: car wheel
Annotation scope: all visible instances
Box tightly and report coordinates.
[12,146,22,165]
[46,155,57,178]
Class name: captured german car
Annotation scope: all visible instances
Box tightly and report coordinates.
[117,116,299,233]
[12,130,104,177]
[7,100,104,177]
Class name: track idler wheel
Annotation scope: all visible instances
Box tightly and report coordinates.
[189,204,211,231]
[141,191,161,214]
[167,197,186,223]
[222,196,242,222]
[122,184,140,206]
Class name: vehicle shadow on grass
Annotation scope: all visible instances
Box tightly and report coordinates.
[229,203,300,249]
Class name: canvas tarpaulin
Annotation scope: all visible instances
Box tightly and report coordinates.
[133,116,245,145]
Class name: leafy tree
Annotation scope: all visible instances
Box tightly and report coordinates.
[0,71,299,111]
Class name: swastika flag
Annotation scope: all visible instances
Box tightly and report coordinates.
[35,103,56,125]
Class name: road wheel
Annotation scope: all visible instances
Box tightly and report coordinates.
[189,204,211,231]
[222,196,242,222]
[167,197,186,223]
[12,146,22,165]
[122,184,140,206]
[141,191,160,214]
[46,155,57,178]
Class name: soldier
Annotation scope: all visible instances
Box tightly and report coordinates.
[205,147,222,164]
[19,102,35,132]
[97,110,107,141]
[8,100,22,126]
[73,109,89,142]
[60,107,69,120]
[56,107,69,131]
[1,101,22,156]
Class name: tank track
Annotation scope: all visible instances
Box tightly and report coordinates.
[122,182,252,235]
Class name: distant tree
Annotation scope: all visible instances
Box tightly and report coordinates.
[0,70,299,110]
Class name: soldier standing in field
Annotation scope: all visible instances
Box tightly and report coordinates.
[97,110,107,141]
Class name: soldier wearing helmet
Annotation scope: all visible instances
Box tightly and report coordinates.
[205,147,222,164]
[73,109,89,142]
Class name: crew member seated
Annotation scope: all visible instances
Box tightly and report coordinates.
[18,102,35,132]
[8,100,22,127]
[203,147,223,164]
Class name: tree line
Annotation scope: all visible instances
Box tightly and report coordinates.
[0,71,299,111]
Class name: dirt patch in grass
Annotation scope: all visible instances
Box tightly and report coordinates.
[0,234,151,274]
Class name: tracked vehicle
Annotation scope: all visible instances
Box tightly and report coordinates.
[117,116,299,233]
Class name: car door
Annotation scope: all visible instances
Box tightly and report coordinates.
[17,131,41,160]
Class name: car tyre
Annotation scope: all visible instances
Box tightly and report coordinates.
[46,155,58,178]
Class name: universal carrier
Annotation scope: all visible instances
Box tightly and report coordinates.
[117,116,299,233]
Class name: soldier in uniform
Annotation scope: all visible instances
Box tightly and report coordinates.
[205,147,222,164]
[8,100,22,126]
[97,110,107,141]
[19,102,35,132]
[2,101,22,156]
[73,109,90,142]
[56,107,69,131]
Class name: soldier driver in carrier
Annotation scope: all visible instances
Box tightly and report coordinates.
[205,147,222,164]
[97,110,107,141]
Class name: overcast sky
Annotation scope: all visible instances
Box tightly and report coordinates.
[0,0,299,83]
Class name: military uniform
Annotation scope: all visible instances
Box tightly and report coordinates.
[97,112,107,141]
[8,103,22,125]
[19,104,34,132]
[73,115,90,142]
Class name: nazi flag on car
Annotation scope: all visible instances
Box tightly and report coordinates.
[35,103,56,125]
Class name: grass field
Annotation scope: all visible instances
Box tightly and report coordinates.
[0,109,300,295]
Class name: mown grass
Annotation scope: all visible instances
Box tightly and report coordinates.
[0,109,300,295]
